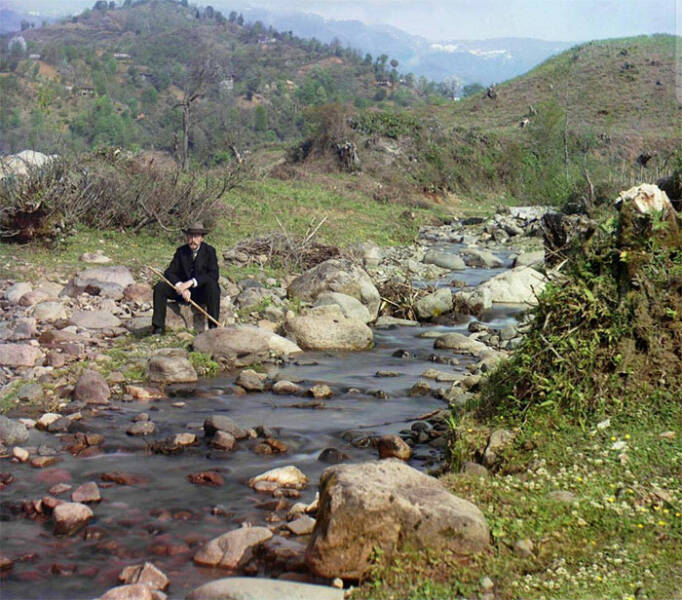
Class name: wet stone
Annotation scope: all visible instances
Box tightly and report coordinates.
[71,481,101,503]
[127,421,155,436]
[210,430,236,451]
[285,515,316,536]
[187,471,225,486]
[318,448,350,464]
[53,502,94,535]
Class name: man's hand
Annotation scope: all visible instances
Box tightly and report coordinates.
[174,280,193,293]
[180,289,191,302]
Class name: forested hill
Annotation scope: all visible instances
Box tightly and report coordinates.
[0,0,437,160]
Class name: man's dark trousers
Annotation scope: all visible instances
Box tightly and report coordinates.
[152,241,220,331]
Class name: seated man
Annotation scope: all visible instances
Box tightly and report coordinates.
[152,222,220,334]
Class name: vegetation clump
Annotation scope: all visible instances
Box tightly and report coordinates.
[480,198,681,420]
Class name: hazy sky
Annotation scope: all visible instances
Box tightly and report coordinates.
[4,0,680,41]
[234,0,679,41]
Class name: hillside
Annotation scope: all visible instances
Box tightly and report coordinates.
[0,0,426,161]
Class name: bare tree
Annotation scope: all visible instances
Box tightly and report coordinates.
[176,55,222,171]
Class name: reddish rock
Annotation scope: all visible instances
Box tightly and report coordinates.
[377,434,412,461]
[50,562,77,576]
[187,472,224,486]
[125,385,165,401]
[123,283,153,303]
[100,472,147,486]
[0,473,15,490]
[35,468,72,484]
[74,370,110,405]
[46,351,66,368]
[41,496,64,511]
[31,457,58,468]
[71,482,101,503]
[0,343,43,367]
[53,502,94,535]
[48,483,72,495]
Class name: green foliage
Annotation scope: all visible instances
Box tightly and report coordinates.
[352,109,420,139]
[479,209,682,420]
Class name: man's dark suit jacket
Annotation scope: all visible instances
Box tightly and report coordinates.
[164,242,219,287]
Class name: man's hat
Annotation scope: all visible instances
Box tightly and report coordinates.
[182,222,209,235]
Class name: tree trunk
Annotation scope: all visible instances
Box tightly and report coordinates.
[182,101,191,171]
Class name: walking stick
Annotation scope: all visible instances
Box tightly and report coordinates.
[144,264,223,328]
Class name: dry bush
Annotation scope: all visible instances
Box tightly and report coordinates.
[0,153,245,242]
[232,232,340,271]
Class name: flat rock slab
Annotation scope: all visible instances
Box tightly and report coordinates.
[0,343,43,367]
[193,526,273,568]
[147,356,197,383]
[186,577,344,600]
[69,310,122,329]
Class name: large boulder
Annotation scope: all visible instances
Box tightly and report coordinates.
[31,301,68,322]
[187,578,344,600]
[288,259,380,320]
[62,266,135,299]
[476,266,548,305]
[414,287,453,320]
[285,305,373,351]
[434,332,489,356]
[0,150,55,179]
[305,460,489,579]
[4,282,32,303]
[193,326,301,370]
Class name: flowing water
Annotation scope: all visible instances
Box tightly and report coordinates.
[0,243,526,599]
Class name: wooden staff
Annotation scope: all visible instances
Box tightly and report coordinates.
[144,264,223,328]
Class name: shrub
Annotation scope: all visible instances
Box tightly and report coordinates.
[0,153,244,243]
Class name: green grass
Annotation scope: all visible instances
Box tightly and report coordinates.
[355,404,682,600]
[0,175,447,282]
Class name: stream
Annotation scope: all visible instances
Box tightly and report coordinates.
[0,241,528,599]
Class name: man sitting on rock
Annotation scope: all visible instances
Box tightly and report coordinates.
[151,222,220,334]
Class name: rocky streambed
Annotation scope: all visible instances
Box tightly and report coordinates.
[0,206,551,599]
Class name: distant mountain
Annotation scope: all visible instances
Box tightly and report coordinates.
[219,4,574,84]
[0,8,51,34]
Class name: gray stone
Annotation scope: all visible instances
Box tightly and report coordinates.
[236,369,266,392]
[5,282,32,303]
[434,333,489,356]
[63,266,135,298]
[514,538,534,558]
[483,429,515,467]
[513,250,545,267]
[193,326,300,370]
[306,460,489,579]
[285,305,372,351]
[314,292,372,323]
[31,301,68,322]
[193,526,273,568]
[127,421,156,436]
[461,249,503,269]
[204,415,248,440]
[11,317,37,340]
[374,316,419,328]
[210,430,236,451]
[288,259,380,320]
[0,415,29,445]
[71,481,101,503]
[74,370,110,405]
[118,561,169,591]
[69,310,121,329]
[187,578,343,600]
[16,383,42,402]
[414,288,453,320]
[286,515,316,536]
[422,251,466,271]
[461,462,489,478]
[476,266,548,305]
[147,356,197,384]
[453,287,493,313]
[272,380,303,395]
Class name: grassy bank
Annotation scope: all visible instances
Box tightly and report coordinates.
[0,174,448,282]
